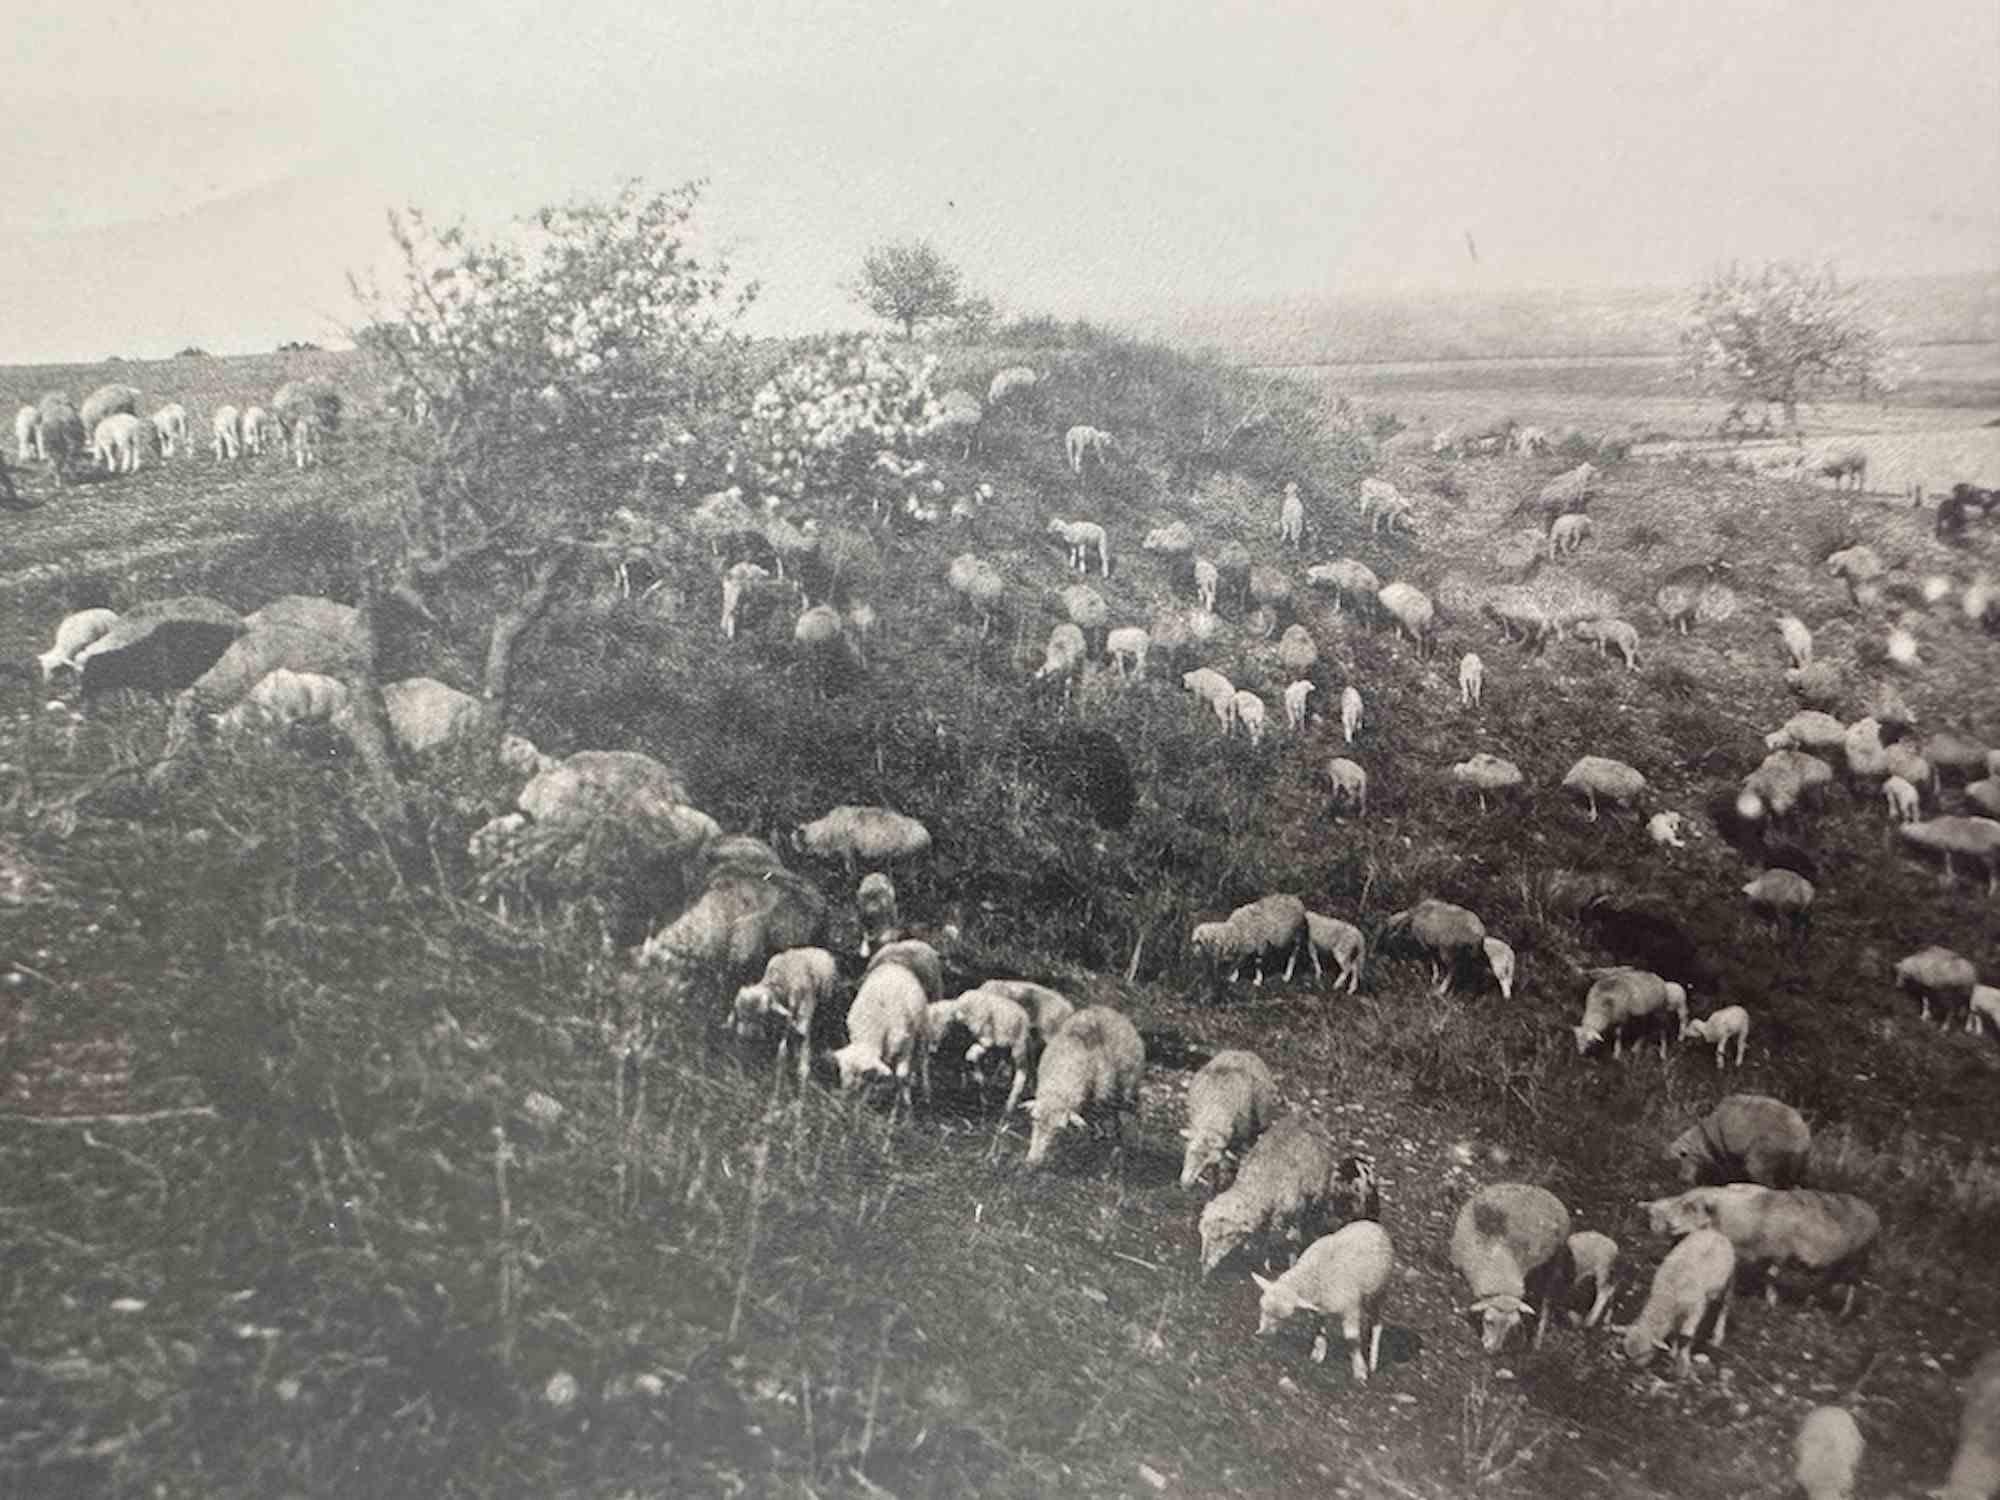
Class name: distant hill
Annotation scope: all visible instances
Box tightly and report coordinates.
[1125,269,2000,365]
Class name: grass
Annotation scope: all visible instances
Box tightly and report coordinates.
[1,322,1998,1498]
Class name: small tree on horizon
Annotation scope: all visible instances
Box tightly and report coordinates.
[851,239,966,339]
[1678,260,1894,435]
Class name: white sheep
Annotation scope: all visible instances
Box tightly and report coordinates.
[1451,753,1523,812]
[732,947,839,1083]
[1199,1113,1380,1274]
[1283,679,1315,731]
[1450,1182,1572,1352]
[12,403,35,462]
[1022,1005,1144,1166]
[794,805,932,870]
[1234,690,1268,747]
[1325,757,1367,817]
[1572,617,1641,670]
[1377,581,1434,654]
[1047,517,1110,576]
[1252,1221,1395,1382]
[1191,894,1314,987]
[1305,558,1380,617]
[240,404,272,456]
[987,365,1037,405]
[1562,755,1646,821]
[1793,1406,1865,1500]
[971,979,1076,1048]
[1357,476,1400,524]
[855,871,898,957]
[1573,966,1686,1059]
[1643,1184,1878,1315]
[1969,984,2000,1039]
[1899,815,2000,893]
[1938,1347,2000,1500]
[927,988,1037,1112]
[1340,685,1363,745]
[211,405,242,461]
[1620,1226,1734,1378]
[35,608,121,681]
[1105,625,1149,681]
[865,939,945,1002]
[1193,558,1219,612]
[1513,425,1549,455]
[1778,615,1814,670]
[92,412,149,474]
[1141,521,1194,557]
[1566,1230,1620,1328]
[1648,811,1688,848]
[1383,898,1514,999]
[1459,652,1484,707]
[946,553,1006,638]
[720,561,772,640]
[1034,623,1088,703]
[831,960,931,1110]
[215,668,352,736]
[1180,1049,1281,1188]
[150,402,189,459]
[1883,773,1922,822]
[1667,1094,1811,1189]
[1183,667,1238,732]
[1765,711,1848,754]
[1305,912,1364,994]
[288,410,324,469]
[1548,513,1593,556]
[1279,482,1305,550]
[1064,424,1113,473]
[1894,945,1977,1026]
[1743,869,1815,933]
[1682,1006,1750,1069]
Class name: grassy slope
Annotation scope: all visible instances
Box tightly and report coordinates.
[1,336,1997,1499]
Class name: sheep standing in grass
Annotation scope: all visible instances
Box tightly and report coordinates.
[971,979,1075,1050]
[1193,558,1219,612]
[1968,984,2000,1038]
[1141,521,1194,558]
[1306,558,1380,617]
[1459,652,1484,706]
[1064,424,1113,473]
[1183,668,1238,731]
[1180,1049,1281,1189]
[1252,1221,1395,1382]
[92,412,150,473]
[1573,967,1686,1059]
[1034,623,1088,703]
[988,365,1037,404]
[1621,1227,1734,1378]
[1022,1005,1144,1166]
[1199,1113,1380,1274]
[1305,912,1364,994]
[1538,462,1596,516]
[1341,686,1363,745]
[1883,774,1922,822]
[1644,1185,1879,1315]
[1325,757,1368,817]
[1451,753,1523,812]
[1562,755,1646,821]
[1383,898,1514,998]
[1898,816,2000,893]
[1765,711,1848,754]
[12,404,35,462]
[150,403,189,459]
[732,947,839,1083]
[1191,894,1314,987]
[1668,1094,1810,1188]
[831,959,931,1108]
[795,805,931,871]
[855,872,898,958]
[1280,482,1305,550]
[1895,946,1978,1026]
[946,553,1006,637]
[1548,513,1593,556]
[1743,869,1814,935]
[211,405,241,460]
[1682,1005,1751,1068]
[1277,624,1318,679]
[1778,615,1814,670]
[1048,517,1110,576]
[1284,679,1315,731]
[1450,1182,1572,1353]
[240,405,272,455]
[1377,582,1434,654]
[1567,1231,1620,1328]
[1357,477,1400,526]
[1938,1347,2000,1500]
[36,608,121,682]
[927,988,1037,1113]
[79,383,140,432]
[1105,626,1149,681]
[1573,618,1641,670]
[1793,1406,1865,1500]
[1234,690,1268,747]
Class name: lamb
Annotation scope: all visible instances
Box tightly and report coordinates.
[1283,679,1315,731]
[1340,685,1363,745]
[865,938,945,1002]
[12,403,35,462]
[1562,755,1646,821]
[831,960,931,1109]
[1022,1005,1144,1166]
[1047,517,1110,577]
[149,403,189,459]
[1548,513,1593,556]
[92,412,150,473]
[1538,462,1596,514]
[1450,1182,1572,1353]
[215,668,352,736]
[1279,482,1305,549]
[1305,558,1380,616]
[1642,1184,1879,1314]
[855,871,898,957]
[1572,617,1641,670]
[1765,711,1848,754]
[1743,869,1815,932]
[1898,816,2000,893]
[1648,811,1688,848]
[35,608,121,681]
[1104,626,1150,681]
[1793,1406,1865,1500]
[1937,1347,2000,1500]
[1513,425,1549,456]
[1191,894,1314,987]
[211,405,242,460]
[1233,690,1268,747]
[1064,424,1114,473]
[1894,946,1978,1026]
[1325,757,1368,817]
[1356,477,1401,525]
[1667,1094,1811,1188]
[1572,966,1687,1059]
[1035,623,1089,702]
[1251,1221,1395,1382]
[1970,984,2000,1039]
[1305,912,1365,994]
[1183,668,1238,731]
[1620,1227,1734,1378]
[927,988,1037,1113]
[1459,652,1484,706]
[240,404,273,456]
[969,979,1075,1049]
[1193,558,1219,612]
[1199,1113,1380,1273]
[794,805,932,870]
[1883,773,1922,821]
[1681,1005,1751,1069]
[1377,582,1434,654]
[1778,615,1814,670]
[1180,1049,1281,1188]
[1567,1230,1620,1329]
[731,946,839,1083]
[1825,544,1886,600]
[1382,898,1514,999]
[987,365,1037,405]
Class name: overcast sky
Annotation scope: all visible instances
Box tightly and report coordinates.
[4,0,1994,361]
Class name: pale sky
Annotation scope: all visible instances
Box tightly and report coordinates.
[4,0,1995,362]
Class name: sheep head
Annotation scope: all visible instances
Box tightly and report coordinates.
[1250,1272,1306,1334]
[1466,1293,1533,1352]
[831,1043,890,1091]
[1483,938,1516,999]
[1571,1024,1603,1055]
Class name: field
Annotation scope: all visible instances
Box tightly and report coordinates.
[1,331,1998,1500]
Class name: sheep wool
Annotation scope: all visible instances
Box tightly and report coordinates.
[1449,1182,1572,1352]
[1180,1049,1281,1189]
[1023,1006,1144,1166]
[1643,1184,1878,1315]
[1621,1227,1734,1378]
[1793,1406,1864,1500]
[1251,1220,1395,1382]
[1199,1113,1376,1275]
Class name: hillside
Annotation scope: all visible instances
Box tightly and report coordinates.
[1,331,1997,1499]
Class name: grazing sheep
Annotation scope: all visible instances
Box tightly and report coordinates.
[1191,894,1314,987]
[1818,449,1868,491]
[1667,1094,1812,1189]
[1563,755,1646,821]
[1064,424,1114,473]
[34,394,85,481]
[1377,581,1434,654]
[1968,983,2000,1038]
[1925,731,1991,782]
[1682,1005,1751,1069]
[1382,898,1514,999]
[1573,966,1687,1059]
[1280,482,1305,550]
[1539,462,1597,515]
[1234,690,1268,747]
[865,938,945,1002]
[240,404,273,456]
[1643,1185,1879,1315]
[92,412,150,474]
[1794,1406,1865,1500]
[831,960,931,1109]
[1621,1227,1735,1378]
[287,411,325,469]
[1183,667,1238,731]
[1883,773,1922,822]
[987,365,1037,405]
[1938,1347,2000,1500]
[1766,711,1849,754]
[36,608,121,681]
[79,382,140,432]
[215,668,352,736]
[1252,1221,1395,1382]
[1305,912,1365,995]
[1825,544,1885,601]
[1743,869,1815,932]
[1357,477,1401,525]
[1022,1005,1144,1167]
[1459,652,1484,706]
[1306,558,1381,617]
[732,947,839,1083]
[927,988,1036,1112]
[946,553,1006,637]
[1548,513,1594,556]
[855,871,898,958]
[150,403,189,458]
[1656,560,1735,633]
[1450,1182,1572,1353]
[1572,617,1641,670]
[1283,679,1315,731]
[1898,816,2000,893]
[1370,489,1416,536]
[1142,521,1194,557]
[1451,753,1523,812]
[1193,558,1219,612]
[1894,945,1978,1026]
[970,979,1075,1049]
[1277,623,1318,678]
[1105,625,1149,681]
[1336,685,1363,746]
[1034,623,1089,703]
[1648,811,1688,848]
[1199,1113,1380,1274]
[1325,756,1368,817]
[1513,425,1549,456]
[1059,583,1108,636]
[1972,778,2000,817]
[794,806,931,870]
[1180,1049,1281,1188]
[1778,615,1814,670]
[211,405,242,461]
[1567,1230,1620,1329]
[13,403,36,462]
[1047,517,1110,577]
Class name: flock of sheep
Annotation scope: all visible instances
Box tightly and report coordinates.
[10,378,339,488]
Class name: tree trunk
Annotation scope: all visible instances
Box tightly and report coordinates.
[477,552,567,760]
[348,573,416,843]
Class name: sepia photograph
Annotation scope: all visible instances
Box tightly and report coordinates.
[1,2,1996,1496]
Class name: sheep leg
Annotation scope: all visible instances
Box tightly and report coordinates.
[1284,944,1301,984]
[1584,1283,1613,1329]
[1346,1311,1369,1382]
[1367,1320,1383,1377]
[1711,1286,1730,1346]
